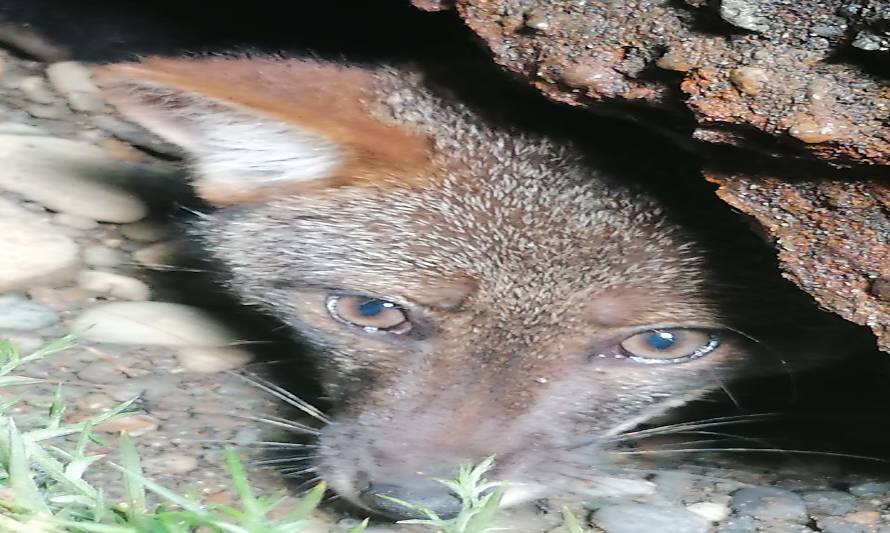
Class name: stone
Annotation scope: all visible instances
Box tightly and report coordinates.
[82,245,128,268]
[818,516,869,533]
[76,361,128,385]
[71,302,236,347]
[176,347,254,373]
[0,135,171,222]
[132,241,181,268]
[592,503,710,533]
[142,453,199,475]
[45,61,106,112]
[76,270,151,301]
[120,221,168,243]
[94,413,158,436]
[686,501,731,522]
[801,490,858,516]
[53,213,99,230]
[848,481,890,497]
[20,75,56,104]
[0,294,58,330]
[0,197,79,291]
[731,486,808,523]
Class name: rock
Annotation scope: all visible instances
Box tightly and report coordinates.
[82,245,128,268]
[26,103,65,120]
[686,501,731,522]
[142,453,199,475]
[801,490,858,516]
[0,135,169,223]
[132,241,181,268]
[0,197,79,291]
[71,302,236,347]
[45,61,106,112]
[0,294,58,331]
[818,516,869,533]
[53,213,99,230]
[120,221,168,243]
[848,481,890,497]
[20,75,56,104]
[0,122,49,136]
[94,413,158,436]
[731,486,808,523]
[76,270,151,301]
[176,347,254,373]
[76,361,128,385]
[592,503,710,533]
[1,334,45,355]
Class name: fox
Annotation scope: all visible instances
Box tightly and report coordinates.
[92,56,859,521]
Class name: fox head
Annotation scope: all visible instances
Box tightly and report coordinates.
[95,56,851,519]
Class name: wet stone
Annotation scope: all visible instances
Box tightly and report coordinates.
[818,516,870,533]
[849,481,890,497]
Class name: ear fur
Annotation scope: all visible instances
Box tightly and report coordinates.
[93,56,433,205]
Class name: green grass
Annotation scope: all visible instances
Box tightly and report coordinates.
[0,337,589,532]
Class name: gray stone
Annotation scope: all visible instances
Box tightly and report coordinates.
[82,245,128,268]
[801,490,857,516]
[818,517,869,533]
[731,486,808,523]
[76,361,127,385]
[45,61,106,112]
[77,270,151,301]
[592,503,710,533]
[71,301,236,347]
[717,515,756,533]
[53,213,99,230]
[0,197,79,291]
[176,347,254,373]
[848,481,890,497]
[0,135,172,222]
[0,294,58,330]
[20,75,56,104]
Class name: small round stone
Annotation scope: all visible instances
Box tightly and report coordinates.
[77,270,151,301]
[53,213,99,230]
[82,245,128,267]
[0,293,59,330]
[142,453,199,475]
[593,503,710,533]
[176,347,254,373]
[94,413,159,436]
[121,221,168,243]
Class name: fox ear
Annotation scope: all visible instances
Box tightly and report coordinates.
[93,57,432,206]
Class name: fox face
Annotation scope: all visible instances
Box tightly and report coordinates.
[95,57,846,519]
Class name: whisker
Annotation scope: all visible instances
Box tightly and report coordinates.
[229,413,320,434]
[281,466,319,477]
[232,371,331,424]
[616,448,887,462]
[602,413,781,443]
[181,439,319,449]
[250,456,320,466]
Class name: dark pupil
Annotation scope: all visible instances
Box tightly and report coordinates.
[358,299,385,317]
[646,331,676,350]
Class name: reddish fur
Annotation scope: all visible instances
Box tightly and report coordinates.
[94,58,435,205]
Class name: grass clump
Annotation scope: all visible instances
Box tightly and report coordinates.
[0,336,589,532]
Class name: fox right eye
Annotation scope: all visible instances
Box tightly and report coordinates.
[326,295,413,335]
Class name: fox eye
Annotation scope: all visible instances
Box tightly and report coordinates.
[326,295,412,334]
[619,329,720,364]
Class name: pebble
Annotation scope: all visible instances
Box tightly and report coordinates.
[106,375,183,403]
[731,486,808,523]
[0,197,79,291]
[26,103,65,120]
[76,392,119,411]
[142,453,199,475]
[76,361,128,385]
[592,503,710,533]
[818,516,870,533]
[1,334,45,354]
[0,135,167,222]
[132,240,181,268]
[77,270,151,301]
[0,293,59,330]
[94,413,159,436]
[176,347,254,373]
[0,122,50,136]
[20,75,56,104]
[45,61,106,112]
[53,213,99,230]
[120,221,168,243]
[82,245,128,267]
[687,501,731,522]
[801,490,858,516]
[848,481,890,497]
[71,301,236,347]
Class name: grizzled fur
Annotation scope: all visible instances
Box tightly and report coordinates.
[96,57,850,517]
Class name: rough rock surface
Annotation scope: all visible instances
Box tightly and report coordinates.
[412,0,890,352]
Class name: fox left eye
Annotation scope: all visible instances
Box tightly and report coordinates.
[326,295,413,334]
[619,329,720,364]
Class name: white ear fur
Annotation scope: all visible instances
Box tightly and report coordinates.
[103,82,345,194]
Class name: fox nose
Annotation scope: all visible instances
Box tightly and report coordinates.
[359,480,462,520]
